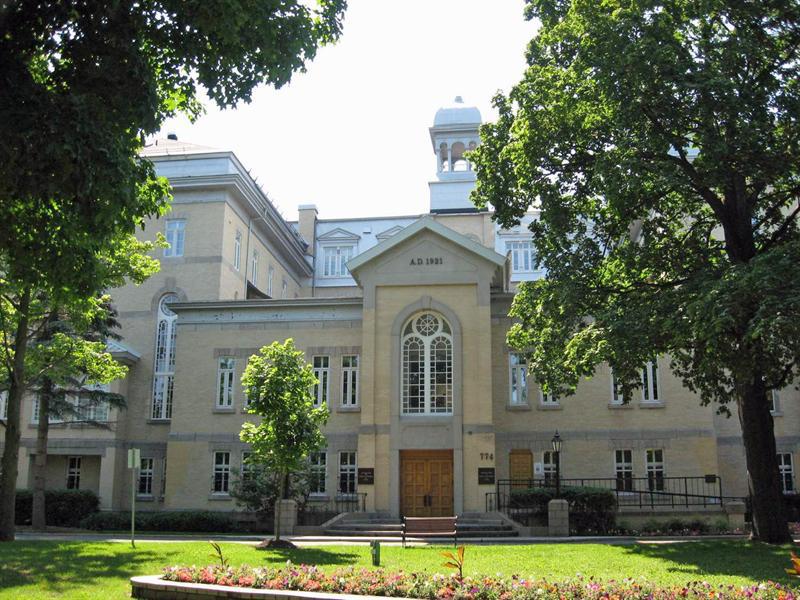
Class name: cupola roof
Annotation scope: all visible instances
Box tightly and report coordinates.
[433,96,482,127]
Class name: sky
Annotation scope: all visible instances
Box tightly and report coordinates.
[158,1,539,221]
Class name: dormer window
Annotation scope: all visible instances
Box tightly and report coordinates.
[506,239,535,274]
[322,245,354,278]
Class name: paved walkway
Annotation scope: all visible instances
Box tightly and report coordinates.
[14,530,754,546]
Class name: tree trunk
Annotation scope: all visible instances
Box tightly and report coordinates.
[274,472,286,542]
[737,375,791,543]
[31,380,52,530]
[0,289,31,541]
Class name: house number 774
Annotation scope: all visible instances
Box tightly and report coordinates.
[480,453,494,461]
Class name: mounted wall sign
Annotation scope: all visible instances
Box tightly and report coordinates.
[478,467,495,485]
[358,468,375,485]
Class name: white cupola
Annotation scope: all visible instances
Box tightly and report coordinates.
[428,96,483,214]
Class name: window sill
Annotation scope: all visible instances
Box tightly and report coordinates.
[147,419,172,424]
[136,495,155,502]
[608,403,633,410]
[506,404,531,411]
[337,406,361,413]
[639,402,665,409]
[399,413,453,421]
[208,493,232,501]
[771,411,783,417]
[537,404,562,411]
[308,494,329,501]
[212,407,236,414]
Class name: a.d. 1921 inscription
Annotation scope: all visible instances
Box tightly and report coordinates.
[410,257,444,266]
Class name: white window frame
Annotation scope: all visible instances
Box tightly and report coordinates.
[778,453,795,494]
[401,313,453,415]
[309,451,327,495]
[233,230,242,271]
[152,295,178,420]
[341,355,359,407]
[78,396,109,423]
[212,451,231,495]
[542,451,558,484]
[508,353,528,406]
[645,448,665,491]
[614,449,633,492]
[338,451,357,496]
[66,456,81,489]
[216,357,235,409]
[312,356,330,407]
[0,391,7,420]
[641,359,660,404]
[164,220,185,257]
[506,238,536,274]
[321,244,354,278]
[138,457,154,497]
[771,390,781,415]
[267,266,274,297]
[610,369,624,405]
[250,250,259,286]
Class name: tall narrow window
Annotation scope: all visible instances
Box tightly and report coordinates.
[0,391,7,420]
[401,313,453,415]
[233,230,242,271]
[771,390,781,414]
[615,449,633,492]
[508,353,528,406]
[212,451,231,494]
[610,370,624,405]
[66,456,81,489]
[216,357,235,408]
[338,451,357,496]
[641,359,660,403]
[251,250,259,286]
[281,279,288,298]
[540,387,559,406]
[778,453,795,493]
[646,448,665,491]
[152,294,178,420]
[341,355,359,407]
[160,458,168,498]
[542,451,558,485]
[164,220,185,257]
[267,266,274,297]
[506,240,535,273]
[138,458,154,496]
[312,356,330,407]
[309,452,327,494]
[322,245,354,277]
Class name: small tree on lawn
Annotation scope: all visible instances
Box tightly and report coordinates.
[240,339,327,546]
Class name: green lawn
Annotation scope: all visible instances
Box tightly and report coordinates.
[0,540,794,599]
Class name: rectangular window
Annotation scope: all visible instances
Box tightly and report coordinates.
[138,458,154,496]
[78,398,109,423]
[233,230,242,271]
[322,245,354,277]
[164,220,186,257]
[646,448,665,491]
[341,355,359,407]
[641,360,660,403]
[610,370,624,405]
[66,456,81,489]
[267,266,274,297]
[309,451,327,494]
[312,356,330,407]
[282,279,288,298]
[212,451,231,494]
[0,391,7,420]
[542,451,558,485]
[615,449,633,492]
[250,250,259,286]
[509,353,528,406]
[778,453,794,493]
[160,458,168,498]
[771,390,781,414]
[216,357,235,408]
[338,451,357,496]
[506,240,535,273]
[539,387,558,406]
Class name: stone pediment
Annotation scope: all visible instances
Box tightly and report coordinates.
[375,225,405,241]
[317,227,361,242]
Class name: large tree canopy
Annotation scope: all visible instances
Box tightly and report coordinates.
[471,0,800,543]
[0,0,346,541]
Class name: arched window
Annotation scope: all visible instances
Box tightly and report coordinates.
[401,312,453,414]
[152,294,178,420]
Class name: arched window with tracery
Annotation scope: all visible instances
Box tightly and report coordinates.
[401,312,453,414]
[152,294,178,420]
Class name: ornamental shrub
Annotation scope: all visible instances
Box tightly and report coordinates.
[79,510,250,533]
[15,489,99,527]
[509,486,617,534]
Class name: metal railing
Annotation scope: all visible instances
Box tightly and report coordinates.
[298,492,367,526]
[487,476,731,519]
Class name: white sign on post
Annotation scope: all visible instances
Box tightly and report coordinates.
[128,448,141,468]
[534,462,544,476]
[128,448,141,548]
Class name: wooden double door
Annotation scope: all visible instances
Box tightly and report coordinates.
[400,450,454,517]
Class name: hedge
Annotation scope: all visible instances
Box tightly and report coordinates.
[80,510,251,533]
[509,486,617,534]
[15,489,99,527]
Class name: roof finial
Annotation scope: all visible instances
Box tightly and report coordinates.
[454,96,464,103]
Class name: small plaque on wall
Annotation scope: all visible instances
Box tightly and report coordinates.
[478,467,495,485]
[358,468,375,485]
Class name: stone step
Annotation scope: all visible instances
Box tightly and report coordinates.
[323,528,519,538]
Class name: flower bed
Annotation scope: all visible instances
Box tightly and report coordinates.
[161,563,797,600]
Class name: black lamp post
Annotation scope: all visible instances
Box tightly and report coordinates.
[551,431,562,497]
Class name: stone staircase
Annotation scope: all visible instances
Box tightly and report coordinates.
[323,513,520,538]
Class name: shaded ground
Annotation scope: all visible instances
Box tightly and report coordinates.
[0,540,795,599]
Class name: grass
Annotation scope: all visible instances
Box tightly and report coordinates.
[0,540,795,599]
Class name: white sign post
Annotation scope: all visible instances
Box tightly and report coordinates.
[127,448,141,548]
